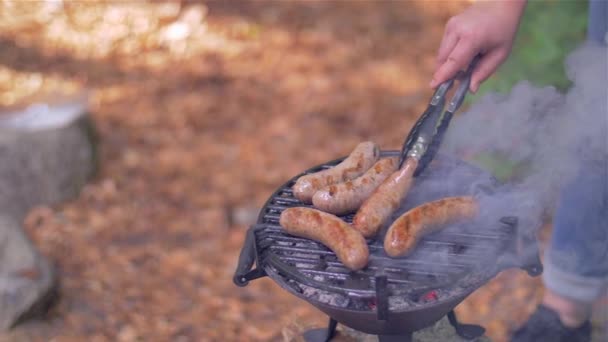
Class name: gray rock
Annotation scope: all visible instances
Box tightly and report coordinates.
[0,94,97,221]
[229,205,260,227]
[0,215,56,330]
[0,93,96,330]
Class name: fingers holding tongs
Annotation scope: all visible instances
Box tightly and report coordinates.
[398,54,481,176]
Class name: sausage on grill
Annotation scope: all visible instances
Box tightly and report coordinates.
[279,207,369,271]
[384,196,479,257]
[352,158,418,238]
[312,157,398,215]
[292,142,380,203]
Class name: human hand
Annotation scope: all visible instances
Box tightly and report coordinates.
[430,1,527,93]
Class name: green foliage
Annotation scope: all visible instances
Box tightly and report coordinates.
[462,0,588,182]
[471,152,535,183]
[471,153,520,183]
[468,0,589,102]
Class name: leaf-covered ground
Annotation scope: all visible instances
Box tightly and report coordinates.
[0,1,604,341]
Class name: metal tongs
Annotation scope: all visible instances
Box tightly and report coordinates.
[398,55,481,176]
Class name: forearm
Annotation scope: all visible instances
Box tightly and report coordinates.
[500,0,528,13]
[477,0,528,24]
[485,0,528,23]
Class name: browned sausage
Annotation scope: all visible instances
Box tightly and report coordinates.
[352,158,418,238]
[384,196,479,257]
[279,207,369,271]
[312,157,398,215]
[292,142,380,203]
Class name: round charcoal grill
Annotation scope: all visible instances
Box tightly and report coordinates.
[234,151,543,338]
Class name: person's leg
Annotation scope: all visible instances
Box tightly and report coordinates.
[542,160,608,323]
[512,2,608,341]
[533,0,608,334]
[512,160,607,342]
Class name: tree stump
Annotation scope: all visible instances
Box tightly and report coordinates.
[0,94,96,330]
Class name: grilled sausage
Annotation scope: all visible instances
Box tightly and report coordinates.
[279,207,369,271]
[312,157,398,215]
[384,196,479,257]
[292,142,380,203]
[352,158,418,238]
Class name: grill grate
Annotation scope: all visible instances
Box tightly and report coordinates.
[253,152,515,300]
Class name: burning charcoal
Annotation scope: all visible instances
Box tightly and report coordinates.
[388,296,413,311]
[312,275,324,282]
[292,253,313,259]
[422,290,439,301]
[299,285,350,308]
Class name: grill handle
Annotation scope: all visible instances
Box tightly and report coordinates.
[448,310,486,339]
[497,216,543,276]
[519,229,544,277]
[233,227,266,287]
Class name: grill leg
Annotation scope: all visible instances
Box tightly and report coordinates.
[448,310,486,339]
[378,333,413,342]
[303,318,338,342]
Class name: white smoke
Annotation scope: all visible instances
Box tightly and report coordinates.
[443,42,607,223]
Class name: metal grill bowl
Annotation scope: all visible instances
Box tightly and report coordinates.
[233,151,542,335]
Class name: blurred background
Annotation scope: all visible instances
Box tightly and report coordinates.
[0,0,603,341]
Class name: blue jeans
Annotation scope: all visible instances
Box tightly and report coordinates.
[544,160,608,302]
[542,0,608,303]
[588,0,608,44]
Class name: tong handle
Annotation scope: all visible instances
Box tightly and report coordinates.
[430,78,456,106]
[399,54,482,172]
[447,54,481,113]
[413,111,453,177]
[398,85,451,168]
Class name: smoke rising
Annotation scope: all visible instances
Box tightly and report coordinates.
[395,42,608,329]
[370,42,606,277]
[443,42,607,231]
